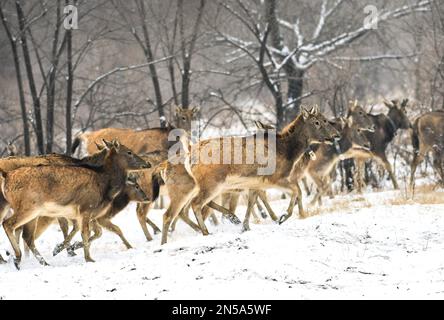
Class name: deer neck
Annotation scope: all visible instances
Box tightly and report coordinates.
[103,154,126,199]
[278,117,310,163]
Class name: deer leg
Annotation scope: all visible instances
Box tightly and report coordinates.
[146,218,161,234]
[136,202,153,242]
[80,215,94,263]
[97,217,132,249]
[242,190,258,232]
[410,151,425,189]
[3,211,37,269]
[177,208,201,232]
[377,155,399,189]
[162,188,198,245]
[22,219,49,266]
[206,201,241,224]
[302,177,311,196]
[255,197,268,219]
[53,222,79,256]
[257,190,278,221]
[354,160,365,193]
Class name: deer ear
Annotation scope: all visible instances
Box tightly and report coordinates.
[113,139,121,149]
[351,100,358,111]
[102,139,113,149]
[339,117,347,129]
[191,106,200,114]
[301,107,310,120]
[383,99,393,108]
[309,105,317,115]
[175,106,183,114]
[401,99,409,108]
[95,142,105,151]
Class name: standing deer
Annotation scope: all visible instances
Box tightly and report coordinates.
[410,110,444,188]
[1,140,149,268]
[156,106,340,244]
[350,99,411,192]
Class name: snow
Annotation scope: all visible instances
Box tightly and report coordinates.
[1,188,443,300]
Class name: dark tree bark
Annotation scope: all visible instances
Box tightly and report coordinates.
[264,0,303,128]
[0,3,31,155]
[178,0,206,109]
[65,0,74,155]
[16,0,44,154]
[46,0,62,153]
[136,0,165,127]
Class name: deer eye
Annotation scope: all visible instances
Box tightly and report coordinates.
[182,116,186,120]
[136,185,140,189]
[127,151,132,155]
[314,121,320,126]
[359,111,363,115]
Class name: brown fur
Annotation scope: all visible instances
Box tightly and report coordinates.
[410,111,444,188]
[352,99,411,191]
[157,106,340,244]
[1,141,149,268]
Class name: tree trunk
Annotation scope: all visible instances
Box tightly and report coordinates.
[284,68,304,124]
[137,0,165,127]
[16,1,45,154]
[46,0,62,153]
[264,0,304,128]
[65,0,73,155]
[0,4,31,155]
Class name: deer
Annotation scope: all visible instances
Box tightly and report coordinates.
[0,149,109,228]
[0,140,150,269]
[223,102,374,231]
[302,119,372,206]
[410,110,444,189]
[71,106,199,156]
[346,99,411,192]
[23,171,150,257]
[153,106,340,245]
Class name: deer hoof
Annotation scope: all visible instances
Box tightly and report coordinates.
[278,214,289,225]
[13,258,21,270]
[52,243,65,256]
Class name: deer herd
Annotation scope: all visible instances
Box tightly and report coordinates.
[0,101,442,269]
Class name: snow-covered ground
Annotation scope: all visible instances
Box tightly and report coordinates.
[0,188,443,300]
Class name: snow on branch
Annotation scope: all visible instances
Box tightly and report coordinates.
[312,0,343,40]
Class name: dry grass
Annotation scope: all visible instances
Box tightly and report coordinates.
[387,184,444,206]
[305,184,444,218]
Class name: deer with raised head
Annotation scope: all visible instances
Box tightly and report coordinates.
[1,140,149,268]
[155,106,340,244]
[410,110,444,188]
[348,99,411,192]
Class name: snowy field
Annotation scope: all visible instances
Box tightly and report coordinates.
[0,186,444,300]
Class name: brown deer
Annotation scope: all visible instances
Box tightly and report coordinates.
[303,119,371,206]
[71,106,199,156]
[0,150,108,226]
[232,102,375,231]
[351,99,411,192]
[26,171,150,256]
[1,140,149,268]
[155,106,340,244]
[410,110,444,188]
